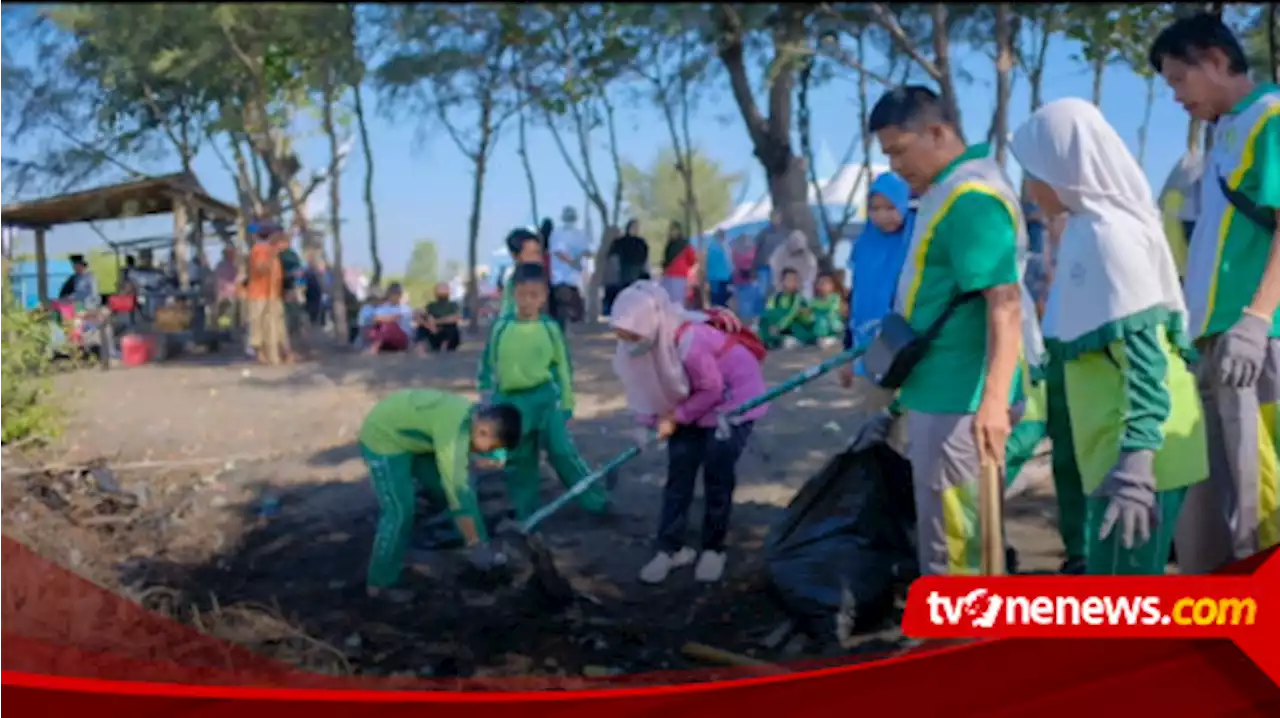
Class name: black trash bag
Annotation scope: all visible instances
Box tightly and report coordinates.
[766,443,917,641]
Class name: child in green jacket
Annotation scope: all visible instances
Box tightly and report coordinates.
[760,268,816,349]
[358,389,522,598]
[809,272,845,348]
[478,262,610,520]
[498,228,546,319]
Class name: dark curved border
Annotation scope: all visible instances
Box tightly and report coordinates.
[3,537,1278,716]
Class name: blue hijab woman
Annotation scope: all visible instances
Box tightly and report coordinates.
[843,172,914,374]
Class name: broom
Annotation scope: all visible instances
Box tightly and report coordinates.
[510,345,866,606]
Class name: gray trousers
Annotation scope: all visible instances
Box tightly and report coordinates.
[1175,336,1280,573]
[904,412,991,576]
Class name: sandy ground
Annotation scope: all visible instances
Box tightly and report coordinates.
[2,324,1065,678]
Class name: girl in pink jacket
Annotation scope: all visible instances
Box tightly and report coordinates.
[609,281,767,584]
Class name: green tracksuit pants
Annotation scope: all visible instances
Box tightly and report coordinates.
[1046,360,1087,565]
[361,445,453,589]
[492,382,609,521]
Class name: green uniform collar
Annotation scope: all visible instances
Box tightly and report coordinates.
[931,143,990,187]
[1226,83,1279,116]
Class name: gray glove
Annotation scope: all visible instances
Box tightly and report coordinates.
[1215,313,1271,389]
[467,543,508,572]
[848,410,894,453]
[1097,450,1158,550]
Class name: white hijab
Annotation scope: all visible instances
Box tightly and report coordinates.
[1010,98,1186,345]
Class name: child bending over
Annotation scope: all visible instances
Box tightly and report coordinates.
[359,389,521,599]
[610,280,768,584]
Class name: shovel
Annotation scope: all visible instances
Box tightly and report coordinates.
[508,344,866,607]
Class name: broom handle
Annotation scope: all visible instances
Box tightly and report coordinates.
[723,346,863,420]
[978,457,1006,576]
[520,346,864,535]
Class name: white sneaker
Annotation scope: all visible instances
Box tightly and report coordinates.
[638,547,697,584]
[694,550,727,583]
[781,336,800,350]
[819,336,840,349]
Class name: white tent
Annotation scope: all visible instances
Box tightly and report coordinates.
[710,162,891,244]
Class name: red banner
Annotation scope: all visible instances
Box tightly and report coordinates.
[3,536,1278,716]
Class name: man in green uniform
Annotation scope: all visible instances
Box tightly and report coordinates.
[358,389,522,599]
[1151,14,1280,572]
[858,86,1037,576]
[478,262,610,520]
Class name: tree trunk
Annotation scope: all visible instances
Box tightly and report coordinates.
[859,31,873,244]
[321,82,348,341]
[465,95,496,334]
[352,81,382,287]
[991,4,1014,167]
[1137,75,1156,169]
[715,6,820,260]
[516,103,539,226]
[173,200,190,290]
[1091,53,1106,106]
[771,157,821,267]
[932,4,964,140]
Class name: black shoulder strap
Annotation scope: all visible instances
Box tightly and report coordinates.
[1218,175,1278,233]
[921,290,984,342]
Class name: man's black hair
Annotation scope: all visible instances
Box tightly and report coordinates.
[476,402,522,448]
[69,254,86,266]
[868,85,957,133]
[385,282,403,295]
[505,227,541,256]
[780,267,799,279]
[1148,12,1249,76]
[513,261,546,285]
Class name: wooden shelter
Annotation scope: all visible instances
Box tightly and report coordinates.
[1,172,241,302]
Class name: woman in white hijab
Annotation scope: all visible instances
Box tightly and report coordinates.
[1010,98,1207,576]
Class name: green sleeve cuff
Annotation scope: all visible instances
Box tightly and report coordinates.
[1119,327,1171,453]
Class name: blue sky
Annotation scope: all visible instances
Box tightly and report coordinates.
[3,27,1196,277]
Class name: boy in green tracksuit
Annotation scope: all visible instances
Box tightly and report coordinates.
[760,268,816,349]
[478,262,610,520]
[498,228,546,319]
[358,389,523,598]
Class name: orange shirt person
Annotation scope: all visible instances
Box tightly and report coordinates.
[245,223,286,364]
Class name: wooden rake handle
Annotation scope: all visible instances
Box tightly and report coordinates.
[978,458,1007,576]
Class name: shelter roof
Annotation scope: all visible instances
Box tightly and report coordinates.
[1,172,239,229]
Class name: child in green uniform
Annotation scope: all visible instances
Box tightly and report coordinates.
[760,268,816,349]
[499,228,546,319]
[809,272,845,348]
[358,389,522,598]
[478,262,610,520]
[1012,98,1206,575]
